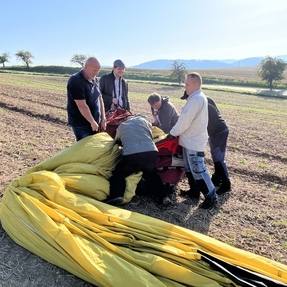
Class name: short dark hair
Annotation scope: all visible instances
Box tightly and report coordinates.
[113,59,125,68]
[147,93,161,105]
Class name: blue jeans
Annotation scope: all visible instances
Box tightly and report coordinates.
[183,148,216,196]
[71,126,94,141]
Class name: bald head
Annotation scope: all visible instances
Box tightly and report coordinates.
[83,57,101,80]
[84,57,100,68]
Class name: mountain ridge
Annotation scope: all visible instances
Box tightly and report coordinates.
[133,55,287,70]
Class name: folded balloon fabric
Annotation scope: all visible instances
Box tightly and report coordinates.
[0,132,286,287]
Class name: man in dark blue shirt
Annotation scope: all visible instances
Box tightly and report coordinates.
[67,57,106,141]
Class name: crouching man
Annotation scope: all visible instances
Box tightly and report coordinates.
[106,115,169,205]
[170,73,217,209]
[147,93,179,134]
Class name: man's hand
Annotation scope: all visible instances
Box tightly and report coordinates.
[100,117,107,130]
[152,116,159,125]
[111,103,116,111]
[112,98,118,105]
[91,120,99,132]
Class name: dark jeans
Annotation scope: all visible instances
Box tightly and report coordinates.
[72,126,94,141]
[209,128,229,177]
[109,151,167,202]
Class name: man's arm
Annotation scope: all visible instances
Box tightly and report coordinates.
[99,75,113,111]
[114,127,122,145]
[74,100,99,131]
[99,76,105,95]
[160,105,176,133]
[151,107,160,126]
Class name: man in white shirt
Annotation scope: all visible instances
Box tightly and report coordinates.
[170,73,217,209]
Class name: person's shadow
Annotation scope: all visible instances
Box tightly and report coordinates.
[169,191,231,234]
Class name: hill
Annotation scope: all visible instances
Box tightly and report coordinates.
[134,55,287,70]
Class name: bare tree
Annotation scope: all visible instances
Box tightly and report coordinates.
[0,53,9,68]
[170,60,186,85]
[71,54,88,67]
[15,50,33,69]
[258,56,286,90]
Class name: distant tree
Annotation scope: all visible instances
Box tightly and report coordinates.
[0,53,9,68]
[170,61,186,85]
[15,50,33,69]
[71,54,88,67]
[258,56,286,90]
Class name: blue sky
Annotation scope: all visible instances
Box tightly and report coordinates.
[1,0,286,67]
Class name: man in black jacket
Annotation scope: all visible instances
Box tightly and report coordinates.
[147,93,179,134]
[99,59,130,112]
[207,97,231,194]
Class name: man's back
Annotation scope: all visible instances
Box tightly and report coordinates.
[171,90,208,151]
[158,97,179,133]
[207,97,227,136]
[116,116,157,155]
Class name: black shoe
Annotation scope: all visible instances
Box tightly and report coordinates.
[105,196,124,206]
[211,173,221,187]
[212,162,223,187]
[199,193,217,209]
[161,196,173,206]
[188,189,200,201]
[185,172,200,201]
[180,188,200,201]
[216,180,231,195]
[213,161,231,193]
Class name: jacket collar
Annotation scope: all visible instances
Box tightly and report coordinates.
[187,89,201,100]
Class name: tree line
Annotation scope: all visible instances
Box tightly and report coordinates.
[0,51,286,90]
[0,52,87,69]
[0,51,33,69]
[69,55,287,90]
[169,57,286,90]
